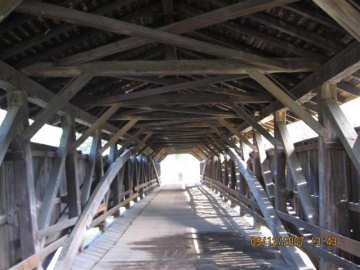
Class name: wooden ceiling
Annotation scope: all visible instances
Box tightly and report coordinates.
[1,0,360,157]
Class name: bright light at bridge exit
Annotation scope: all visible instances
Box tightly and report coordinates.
[160,154,200,185]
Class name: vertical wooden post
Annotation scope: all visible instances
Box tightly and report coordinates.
[81,130,101,208]
[10,91,39,259]
[38,112,73,230]
[273,110,288,212]
[108,144,124,209]
[318,83,348,270]
[277,111,318,224]
[0,91,28,167]
[65,115,81,218]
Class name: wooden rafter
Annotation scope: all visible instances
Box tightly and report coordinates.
[0,60,118,135]
[238,42,360,132]
[248,70,326,137]
[313,0,360,42]
[23,74,92,140]
[17,1,305,70]
[48,0,300,65]
[21,60,319,78]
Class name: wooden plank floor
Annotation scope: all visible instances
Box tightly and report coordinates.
[72,184,292,270]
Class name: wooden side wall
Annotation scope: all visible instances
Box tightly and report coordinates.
[0,142,158,270]
[203,136,360,269]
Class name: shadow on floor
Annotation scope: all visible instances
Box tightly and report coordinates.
[123,185,291,270]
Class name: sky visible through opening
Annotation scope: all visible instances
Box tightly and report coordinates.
[160,154,200,185]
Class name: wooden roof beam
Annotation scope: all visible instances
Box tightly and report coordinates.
[60,71,271,105]
[22,60,319,78]
[237,42,360,132]
[181,5,325,60]
[23,74,92,140]
[17,1,303,70]
[100,93,262,107]
[251,13,342,53]
[313,0,360,42]
[40,0,301,66]
[0,60,118,135]
[113,106,237,118]
[248,70,326,137]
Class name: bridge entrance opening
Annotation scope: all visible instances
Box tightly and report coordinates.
[160,154,200,186]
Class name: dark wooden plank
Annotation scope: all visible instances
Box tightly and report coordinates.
[0,0,23,23]
[65,115,81,218]
[11,97,39,259]
[51,0,300,65]
[54,148,133,269]
[109,92,267,106]
[116,106,237,118]
[83,75,253,105]
[251,13,341,52]
[282,3,344,32]
[22,60,318,78]
[17,1,305,70]
[182,6,325,60]
[273,111,287,212]
[313,0,360,42]
[1,0,139,60]
[23,74,92,140]
[337,81,360,96]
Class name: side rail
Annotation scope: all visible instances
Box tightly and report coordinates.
[203,176,360,270]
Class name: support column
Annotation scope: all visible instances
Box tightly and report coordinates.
[65,115,81,218]
[10,91,39,259]
[318,83,349,270]
[273,110,288,212]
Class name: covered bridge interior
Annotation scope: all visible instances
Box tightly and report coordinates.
[1,0,360,269]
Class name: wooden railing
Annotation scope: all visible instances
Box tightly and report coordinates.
[203,176,360,270]
[6,179,159,270]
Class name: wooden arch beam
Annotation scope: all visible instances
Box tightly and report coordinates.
[54,148,133,270]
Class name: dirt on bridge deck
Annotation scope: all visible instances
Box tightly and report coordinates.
[72,184,292,270]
